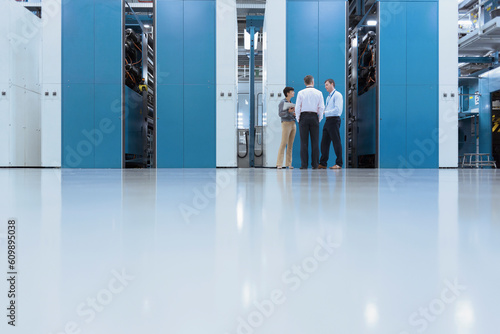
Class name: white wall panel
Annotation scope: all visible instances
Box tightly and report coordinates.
[9,1,42,94]
[439,0,459,167]
[263,0,286,167]
[24,89,42,166]
[0,1,42,167]
[41,0,62,167]
[0,0,9,86]
[0,0,11,166]
[9,85,26,166]
[0,84,9,166]
[42,0,62,85]
[216,0,238,167]
[41,84,62,166]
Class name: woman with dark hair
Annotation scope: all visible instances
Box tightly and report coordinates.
[276,87,296,169]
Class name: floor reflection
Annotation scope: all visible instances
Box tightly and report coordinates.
[0,168,498,334]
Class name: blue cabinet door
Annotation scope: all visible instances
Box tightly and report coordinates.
[183,85,216,167]
[62,84,95,168]
[157,85,184,167]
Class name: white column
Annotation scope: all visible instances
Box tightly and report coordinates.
[41,0,62,167]
[216,0,238,167]
[439,0,459,167]
[1,1,42,167]
[263,0,286,167]
[0,0,10,166]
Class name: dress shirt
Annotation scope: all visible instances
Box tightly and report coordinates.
[324,89,344,117]
[295,86,325,122]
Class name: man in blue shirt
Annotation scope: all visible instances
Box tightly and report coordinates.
[319,79,343,169]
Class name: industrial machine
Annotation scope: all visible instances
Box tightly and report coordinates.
[236,14,265,168]
[347,4,378,168]
[493,91,500,163]
[123,1,156,168]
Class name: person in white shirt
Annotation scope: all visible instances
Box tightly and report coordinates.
[295,75,325,169]
[319,79,343,169]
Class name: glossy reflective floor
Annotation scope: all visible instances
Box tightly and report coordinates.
[0,168,499,334]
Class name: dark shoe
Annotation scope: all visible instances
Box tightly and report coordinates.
[318,164,327,169]
[300,167,307,169]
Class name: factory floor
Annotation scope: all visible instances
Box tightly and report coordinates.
[0,168,499,334]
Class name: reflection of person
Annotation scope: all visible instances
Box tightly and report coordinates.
[276,87,296,169]
[319,79,343,169]
[295,75,325,169]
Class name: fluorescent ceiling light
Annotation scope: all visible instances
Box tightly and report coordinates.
[367,20,377,26]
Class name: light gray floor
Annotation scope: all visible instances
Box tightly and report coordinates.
[0,168,499,334]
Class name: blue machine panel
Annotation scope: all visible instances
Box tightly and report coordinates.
[287,0,346,168]
[479,78,490,154]
[319,1,346,166]
[286,1,318,167]
[319,1,345,82]
[459,117,477,156]
[62,0,122,168]
[95,1,122,84]
[477,68,500,155]
[156,0,216,167]
[406,85,438,168]
[157,1,184,85]
[377,1,438,168]
[379,2,406,86]
[95,84,122,168]
[379,2,406,167]
[379,85,406,167]
[357,88,377,156]
[286,1,319,87]
[287,0,319,168]
[62,84,95,168]
[405,2,438,168]
[184,1,215,85]
[406,2,438,86]
[62,0,95,84]
[157,85,184,168]
[183,85,216,167]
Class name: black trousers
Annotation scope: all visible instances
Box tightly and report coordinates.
[299,113,320,168]
[320,116,343,167]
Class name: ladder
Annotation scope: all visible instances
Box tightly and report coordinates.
[459,153,497,168]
